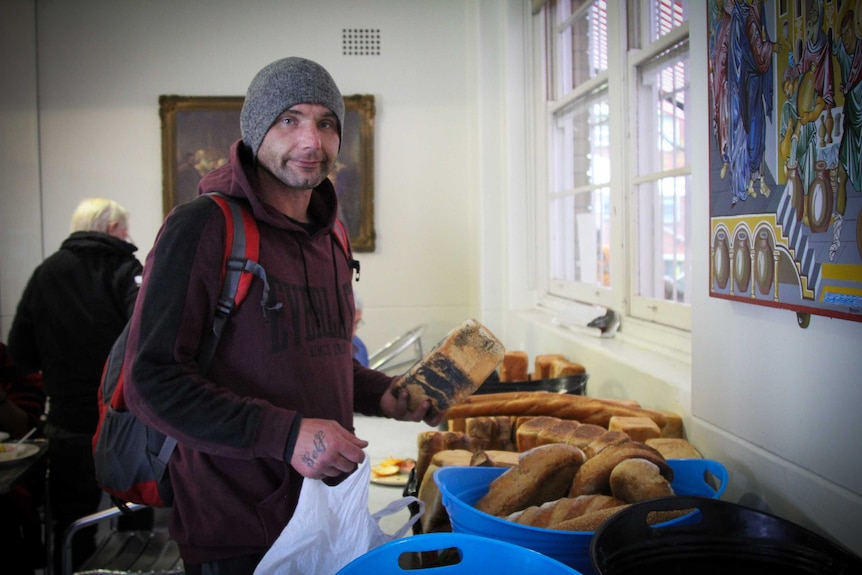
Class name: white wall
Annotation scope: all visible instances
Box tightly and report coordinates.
[3,0,861,557]
[0,0,481,351]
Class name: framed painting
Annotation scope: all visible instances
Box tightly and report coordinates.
[160,94,376,251]
[706,0,862,324]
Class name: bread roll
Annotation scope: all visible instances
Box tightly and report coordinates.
[475,443,586,517]
[609,458,675,503]
[500,351,529,382]
[391,318,505,417]
[569,442,672,498]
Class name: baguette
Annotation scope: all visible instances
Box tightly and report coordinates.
[446,391,670,431]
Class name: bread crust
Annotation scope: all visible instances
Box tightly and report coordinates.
[608,457,675,503]
[475,443,586,517]
[507,494,625,528]
[569,442,673,498]
[391,319,504,417]
[446,391,671,433]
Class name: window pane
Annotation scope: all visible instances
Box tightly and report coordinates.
[549,188,611,286]
[635,47,690,304]
[554,0,608,97]
[651,0,686,42]
[636,176,690,303]
[550,88,611,290]
[553,94,611,190]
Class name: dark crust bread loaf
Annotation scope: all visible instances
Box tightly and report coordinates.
[475,443,586,517]
[391,319,505,417]
[507,494,625,528]
[569,441,673,498]
[608,458,675,503]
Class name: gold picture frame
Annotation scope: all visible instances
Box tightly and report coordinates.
[159,94,376,252]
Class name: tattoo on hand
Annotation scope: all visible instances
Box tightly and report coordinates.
[301,430,327,468]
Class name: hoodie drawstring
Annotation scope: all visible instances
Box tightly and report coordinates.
[296,241,322,328]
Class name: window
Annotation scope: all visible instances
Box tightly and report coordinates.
[536,0,691,331]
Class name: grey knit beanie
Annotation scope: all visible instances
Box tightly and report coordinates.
[240,57,344,158]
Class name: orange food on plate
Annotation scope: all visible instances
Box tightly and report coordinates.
[372,456,416,477]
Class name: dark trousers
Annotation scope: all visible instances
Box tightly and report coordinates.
[184,552,266,575]
[47,429,103,574]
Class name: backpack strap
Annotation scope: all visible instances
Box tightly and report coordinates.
[200,193,281,371]
[333,219,360,281]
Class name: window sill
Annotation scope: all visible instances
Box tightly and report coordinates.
[512,300,692,394]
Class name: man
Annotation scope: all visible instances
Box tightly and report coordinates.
[123,57,441,575]
[8,198,145,573]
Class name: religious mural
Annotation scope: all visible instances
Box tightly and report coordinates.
[708,0,862,323]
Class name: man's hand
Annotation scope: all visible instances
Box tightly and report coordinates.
[289,418,368,479]
[380,380,448,427]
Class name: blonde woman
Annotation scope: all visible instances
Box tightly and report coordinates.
[8,197,145,573]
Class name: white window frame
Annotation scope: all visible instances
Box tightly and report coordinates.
[531,0,692,336]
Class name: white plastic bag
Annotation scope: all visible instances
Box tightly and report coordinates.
[254,454,424,575]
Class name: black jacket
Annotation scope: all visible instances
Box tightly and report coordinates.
[8,231,142,433]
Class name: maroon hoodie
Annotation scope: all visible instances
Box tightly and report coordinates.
[124,141,393,563]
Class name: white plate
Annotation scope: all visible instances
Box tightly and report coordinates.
[0,431,9,441]
[0,443,40,465]
[370,472,410,487]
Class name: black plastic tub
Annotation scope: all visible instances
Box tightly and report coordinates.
[476,373,588,396]
[590,496,862,575]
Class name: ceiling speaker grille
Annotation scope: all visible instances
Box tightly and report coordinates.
[342,28,381,56]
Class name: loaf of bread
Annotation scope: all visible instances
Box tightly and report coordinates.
[465,416,515,451]
[514,416,560,451]
[516,415,607,451]
[583,430,632,459]
[446,391,671,432]
[417,449,474,533]
[475,443,586,517]
[553,504,631,532]
[415,431,472,486]
[391,319,505,418]
[645,437,702,459]
[549,358,586,378]
[608,416,661,443]
[609,458,674,503]
[569,442,673,498]
[500,351,529,382]
[507,494,625,528]
[534,354,566,379]
[469,450,521,468]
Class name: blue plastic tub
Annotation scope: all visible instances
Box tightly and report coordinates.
[435,458,728,575]
[336,533,583,574]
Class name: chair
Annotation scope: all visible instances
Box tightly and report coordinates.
[368,325,426,374]
[62,503,182,575]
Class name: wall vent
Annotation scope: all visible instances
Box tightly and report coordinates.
[342,28,381,56]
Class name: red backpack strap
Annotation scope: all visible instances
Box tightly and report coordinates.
[200,193,270,370]
[333,219,360,281]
